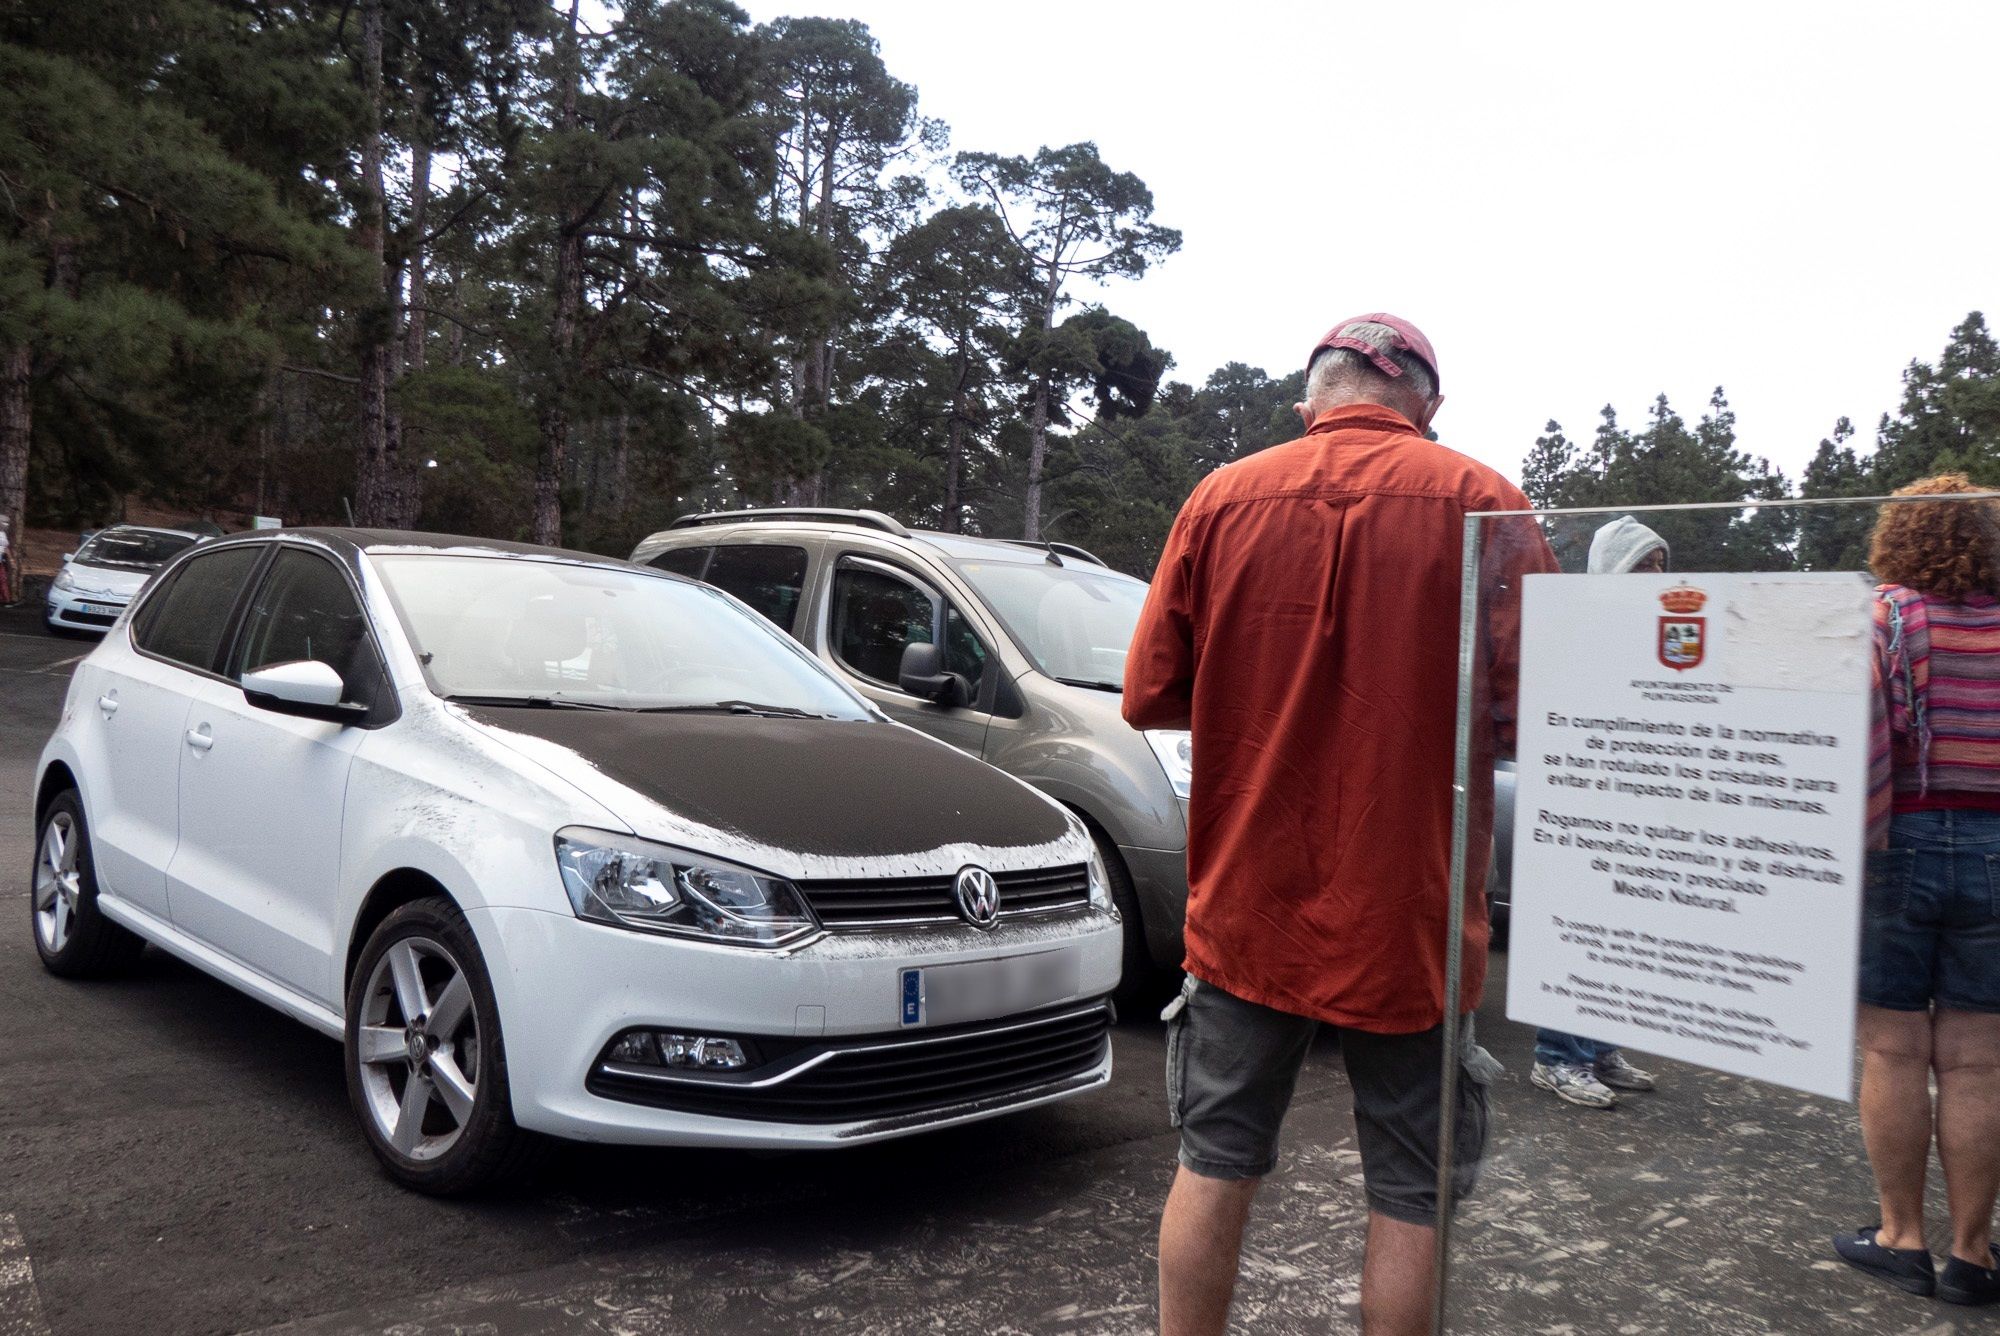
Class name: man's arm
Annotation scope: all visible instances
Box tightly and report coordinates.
[1123,508,1200,731]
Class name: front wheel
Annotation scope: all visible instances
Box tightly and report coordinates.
[345,898,543,1195]
[1092,829,1173,1015]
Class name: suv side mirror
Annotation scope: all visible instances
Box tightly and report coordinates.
[61,552,74,564]
[898,641,967,707]
[242,660,369,724]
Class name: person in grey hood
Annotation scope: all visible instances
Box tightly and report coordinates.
[1530,516,1669,1109]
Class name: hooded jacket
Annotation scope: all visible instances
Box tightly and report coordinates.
[1588,516,1668,575]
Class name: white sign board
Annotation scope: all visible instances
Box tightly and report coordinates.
[251,515,284,531]
[1506,572,1871,1100]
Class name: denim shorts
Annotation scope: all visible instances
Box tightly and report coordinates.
[1863,809,2000,1014]
[1161,976,1490,1226]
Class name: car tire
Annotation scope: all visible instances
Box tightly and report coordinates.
[344,897,546,1196]
[1092,828,1171,1016]
[31,791,148,978]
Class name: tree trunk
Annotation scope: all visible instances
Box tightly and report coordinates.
[353,0,405,528]
[944,349,970,533]
[533,0,585,547]
[1022,262,1062,540]
[0,344,30,566]
[404,133,431,376]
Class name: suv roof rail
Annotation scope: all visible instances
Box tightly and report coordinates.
[669,507,910,538]
[999,538,1109,568]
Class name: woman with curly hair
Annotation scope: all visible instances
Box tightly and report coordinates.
[1837,474,2000,1305]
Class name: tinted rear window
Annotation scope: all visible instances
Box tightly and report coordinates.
[703,545,809,632]
[133,546,263,672]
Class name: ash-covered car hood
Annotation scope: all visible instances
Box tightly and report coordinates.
[457,707,1083,880]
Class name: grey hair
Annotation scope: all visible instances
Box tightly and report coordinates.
[1306,319,1436,408]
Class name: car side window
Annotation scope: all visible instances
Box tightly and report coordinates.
[831,563,935,687]
[942,603,988,691]
[702,545,809,633]
[830,559,990,700]
[232,549,384,703]
[648,546,710,578]
[132,545,264,673]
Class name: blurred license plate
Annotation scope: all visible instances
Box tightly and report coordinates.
[79,603,121,616]
[900,949,1080,1027]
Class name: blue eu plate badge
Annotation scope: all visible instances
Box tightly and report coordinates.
[900,968,922,1026]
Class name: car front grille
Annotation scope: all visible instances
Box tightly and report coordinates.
[588,1001,1112,1126]
[796,863,1091,929]
[57,609,118,626]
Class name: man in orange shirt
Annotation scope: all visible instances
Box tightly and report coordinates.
[1125,314,1552,1336]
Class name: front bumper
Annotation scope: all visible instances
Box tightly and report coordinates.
[44,587,127,632]
[470,904,1122,1147]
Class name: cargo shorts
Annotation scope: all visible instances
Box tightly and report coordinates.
[1162,975,1493,1226]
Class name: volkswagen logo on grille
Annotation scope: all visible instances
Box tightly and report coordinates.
[953,865,1001,929]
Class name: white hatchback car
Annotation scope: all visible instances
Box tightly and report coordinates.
[32,530,1121,1193]
[45,524,205,635]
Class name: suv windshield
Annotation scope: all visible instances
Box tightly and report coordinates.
[953,557,1148,689]
[374,555,871,718]
[76,529,198,570]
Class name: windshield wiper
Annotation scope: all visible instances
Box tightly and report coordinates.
[1055,677,1122,692]
[443,694,621,710]
[636,700,832,719]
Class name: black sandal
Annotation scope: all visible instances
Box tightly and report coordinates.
[1834,1227,1937,1297]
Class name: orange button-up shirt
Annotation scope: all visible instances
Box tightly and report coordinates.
[1123,403,1555,1033]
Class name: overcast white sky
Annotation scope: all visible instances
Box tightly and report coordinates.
[738,0,2000,483]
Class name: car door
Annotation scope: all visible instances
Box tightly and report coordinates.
[86,544,265,920]
[822,554,994,755]
[167,546,388,1006]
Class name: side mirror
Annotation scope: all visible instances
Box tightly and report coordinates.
[61,552,73,564]
[898,641,967,707]
[242,660,368,724]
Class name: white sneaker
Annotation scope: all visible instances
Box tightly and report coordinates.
[1531,1060,1618,1109]
[1595,1051,1657,1092]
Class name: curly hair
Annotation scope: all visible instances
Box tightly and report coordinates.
[1868,473,2000,601]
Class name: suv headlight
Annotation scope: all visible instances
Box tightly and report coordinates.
[1144,729,1192,800]
[554,829,818,947]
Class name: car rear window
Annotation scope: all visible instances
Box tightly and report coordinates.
[133,545,263,672]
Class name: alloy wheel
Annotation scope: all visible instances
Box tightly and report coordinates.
[32,812,81,955]
[355,937,482,1162]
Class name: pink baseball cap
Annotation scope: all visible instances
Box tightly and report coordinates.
[1307,313,1440,393]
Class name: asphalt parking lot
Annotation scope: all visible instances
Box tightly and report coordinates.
[0,605,1993,1335]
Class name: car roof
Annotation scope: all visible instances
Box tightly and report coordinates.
[192,527,649,576]
[652,517,1141,579]
[88,524,206,541]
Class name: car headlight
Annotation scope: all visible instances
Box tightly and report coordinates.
[1144,729,1192,800]
[554,829,818,947]
[1087,842,1114,911]
[52,569,75,593]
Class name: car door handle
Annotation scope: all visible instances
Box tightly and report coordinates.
[97,695,119,716]
[185,727,213,753]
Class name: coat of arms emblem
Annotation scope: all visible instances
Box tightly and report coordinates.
[1657,585,1707,671]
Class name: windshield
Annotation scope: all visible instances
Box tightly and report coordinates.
[373,555,872,718]
[953,557,1148,688]
[77,529,198,570]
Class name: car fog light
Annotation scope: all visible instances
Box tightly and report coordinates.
[607,1030,750,1071]
[660,1034,748,1070]
[607,1031,659,1064]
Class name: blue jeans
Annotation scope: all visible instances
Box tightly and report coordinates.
[1535,1030,1615,1067]
[1863,809,2000,1013]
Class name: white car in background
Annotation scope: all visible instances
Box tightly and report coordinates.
[45,525,204,635]
[31,529,1120,1194]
